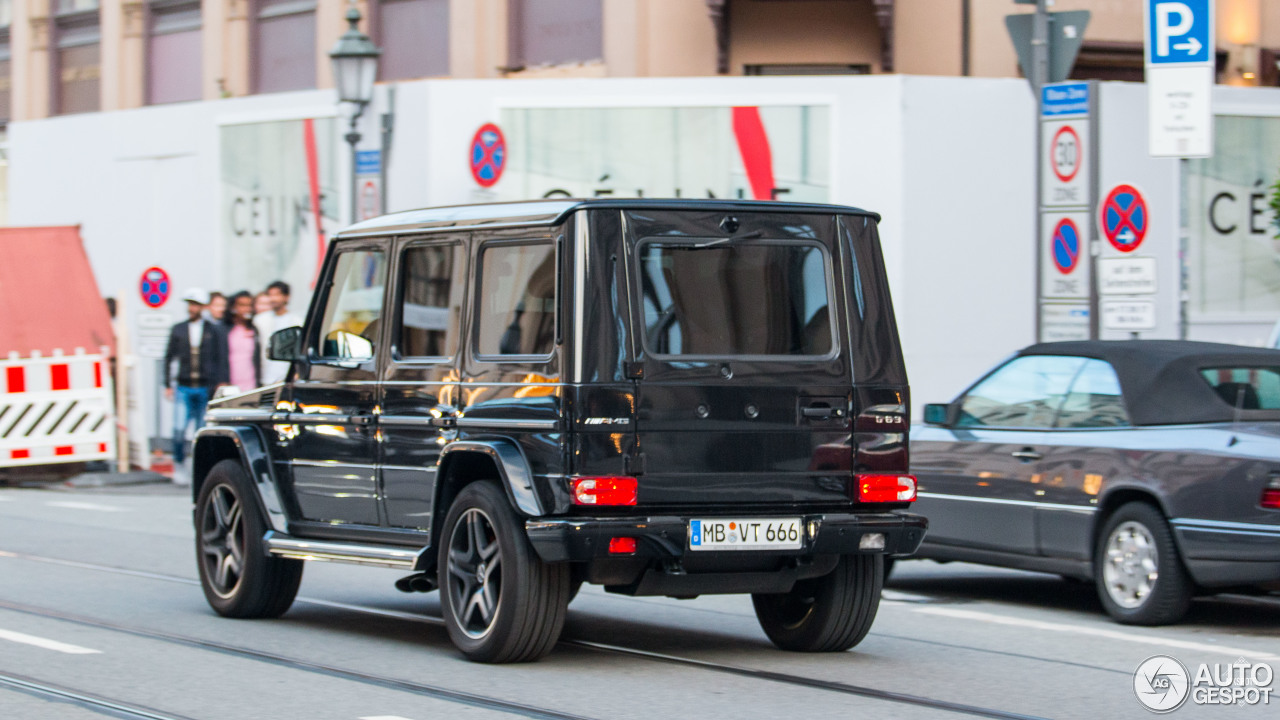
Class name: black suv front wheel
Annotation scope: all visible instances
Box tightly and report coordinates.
[195,459,302,618]
[437,481,570,663]
[752,554,883,652]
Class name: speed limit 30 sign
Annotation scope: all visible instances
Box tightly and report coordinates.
[1042,120,1089,207]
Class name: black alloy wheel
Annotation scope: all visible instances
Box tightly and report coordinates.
[437,481,570,663]
[1094,502,1193,625]
[195,459,302,618]
[752,553,883,652]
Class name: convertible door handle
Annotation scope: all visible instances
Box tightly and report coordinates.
[1011,448,1042,462]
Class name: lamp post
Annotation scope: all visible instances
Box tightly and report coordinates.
[329,5,382,224]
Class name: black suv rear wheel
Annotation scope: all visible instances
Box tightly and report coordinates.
[196,459,302,618]
[752,554,883,652]
[437,481,570,662]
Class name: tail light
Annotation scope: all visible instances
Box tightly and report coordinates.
[571,476,638,506]
[1263,475,1280,510]
[858,474,917,503]
[608,537,637,554]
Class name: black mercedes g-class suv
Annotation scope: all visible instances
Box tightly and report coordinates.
[192,199,925,663]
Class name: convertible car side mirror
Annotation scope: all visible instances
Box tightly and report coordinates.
[923,403,951,426]
[268,326,304,362]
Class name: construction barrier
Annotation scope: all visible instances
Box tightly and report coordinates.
[0,349,116,467]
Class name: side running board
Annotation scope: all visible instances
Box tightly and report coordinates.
[263,531,429,570]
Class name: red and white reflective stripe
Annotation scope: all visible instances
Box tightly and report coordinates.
[1,350,114,468]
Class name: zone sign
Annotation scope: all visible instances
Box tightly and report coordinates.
[1042,119,1090,208]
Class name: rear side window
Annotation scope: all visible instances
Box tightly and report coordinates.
[398,243,465,359]
[476,242,557,357]
[1056,359,1129,428]
[1200,367,1280,410]
[637,241,833,357]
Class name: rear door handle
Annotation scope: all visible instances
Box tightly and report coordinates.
[803,406,834,420]
[1011,448,1042,462]
[349,413,375,427]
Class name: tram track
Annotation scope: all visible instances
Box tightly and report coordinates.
[0,549,1058,720]
[0,670,198,720]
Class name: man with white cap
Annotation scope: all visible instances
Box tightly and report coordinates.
[163,288,229,477]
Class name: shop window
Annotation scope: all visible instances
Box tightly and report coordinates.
[745,64,870,76]
[253,0,316,94]
[376,0,448,81]
[508,0,601,69]
[53,0,101,115]
[148,0,201,104]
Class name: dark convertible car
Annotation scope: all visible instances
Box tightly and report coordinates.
[910,341,1280,625]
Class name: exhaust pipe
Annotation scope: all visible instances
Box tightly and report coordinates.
[395,572,437,593]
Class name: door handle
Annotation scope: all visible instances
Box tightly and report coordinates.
[349,413,375,427]
[803,406,834,420]
[1011,448,1042,462]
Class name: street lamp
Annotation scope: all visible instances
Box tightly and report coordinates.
[329,4,382,223]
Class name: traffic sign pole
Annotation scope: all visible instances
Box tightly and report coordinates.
[1087,80,1100,339]
[1032,0,1047,341]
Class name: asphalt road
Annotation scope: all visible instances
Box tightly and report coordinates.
[0,483,1276,720]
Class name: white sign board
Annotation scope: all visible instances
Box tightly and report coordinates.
[1041,212,1091,299]
[1099,257,1158,295]
[1042,120,1090,208]
[1144,0,1214,158]
[1102,299,1157,330]
[136,312,173,359]
[1041,303,1091,342]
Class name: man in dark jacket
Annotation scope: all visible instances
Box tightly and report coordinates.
[164,288,229,466]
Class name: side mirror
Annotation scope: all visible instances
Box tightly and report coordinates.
[923,403,951,426]
[212,385,242,400]
[268,326,304,362]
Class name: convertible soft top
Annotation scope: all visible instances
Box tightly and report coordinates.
[1020,340,1280,426]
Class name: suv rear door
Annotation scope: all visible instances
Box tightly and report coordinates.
[624,210,855,507]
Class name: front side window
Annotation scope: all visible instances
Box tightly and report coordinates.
[958,355,1086,428]
[1199,367,1280,410]
[315,249,387,361]
[476,242,556,357]
[638,241,833,357]
[398,243,464,358]
[1056,359,1129,428]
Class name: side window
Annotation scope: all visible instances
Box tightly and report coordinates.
[476,242,556,357]
[1056,359,1130,428]
[398,243,465,358]
[957,355,1086,428]
[1200,367,1280,409]
[315,249,388,362]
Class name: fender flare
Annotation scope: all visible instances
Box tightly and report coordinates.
[193,425,289,533]
[438,440,544,517]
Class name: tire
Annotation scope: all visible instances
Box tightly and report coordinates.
[1094,502,1193,625]
[883,557,896,584]
[437,481,570,663]
[752,554,883,652]
[195,459,302,618]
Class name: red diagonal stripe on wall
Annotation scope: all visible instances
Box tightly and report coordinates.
[732,107,775,201]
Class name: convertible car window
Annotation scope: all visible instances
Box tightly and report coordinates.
[638,241,832,357]
[957,355,1086,428]
[1199,367,1280,410]
[1056,359,1129,428]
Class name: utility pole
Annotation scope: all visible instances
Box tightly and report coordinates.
[1032,0,1049,340]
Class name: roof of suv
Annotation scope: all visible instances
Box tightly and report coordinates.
[337,198,880,238]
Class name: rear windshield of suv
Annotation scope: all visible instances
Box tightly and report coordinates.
[637,240,833,357]
[1199,367,1280,410]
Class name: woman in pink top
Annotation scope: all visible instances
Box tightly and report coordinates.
[225,291,261,391]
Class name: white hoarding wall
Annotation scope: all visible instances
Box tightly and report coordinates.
[16,76,1234,447]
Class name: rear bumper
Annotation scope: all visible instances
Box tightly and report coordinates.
[525,511,927,564]
[1172,519,1280,587]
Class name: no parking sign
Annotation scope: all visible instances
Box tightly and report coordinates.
[1042,213,1090,299]
[1100,184,1148,252]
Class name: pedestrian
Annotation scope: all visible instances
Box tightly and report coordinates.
[204,291,227,324]
[253,291,272,316]
[225,291,261,392]
[163,288,229,478]
[254,280,304,385]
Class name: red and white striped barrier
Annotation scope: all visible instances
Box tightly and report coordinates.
[1,349,116,467]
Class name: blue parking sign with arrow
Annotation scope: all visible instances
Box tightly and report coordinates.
[1146,0,1212,65]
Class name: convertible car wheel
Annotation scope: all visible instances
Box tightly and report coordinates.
[196,459,302,618]
[752,554,883,652]
[438,481,570,663]
[1094,502,1193,625]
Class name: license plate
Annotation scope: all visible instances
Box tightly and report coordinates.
[688,518,803,551]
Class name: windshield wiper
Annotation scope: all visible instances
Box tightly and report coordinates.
[683,230,762,249]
